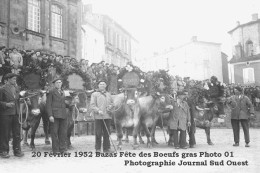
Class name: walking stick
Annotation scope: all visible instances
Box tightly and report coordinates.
[102,116,118,153]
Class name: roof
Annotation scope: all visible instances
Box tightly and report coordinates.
[228,19,260,34]
[229,53,260,64]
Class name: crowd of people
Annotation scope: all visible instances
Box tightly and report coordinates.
[0,46,260,157]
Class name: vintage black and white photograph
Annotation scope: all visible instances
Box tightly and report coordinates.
[0,0,259,172]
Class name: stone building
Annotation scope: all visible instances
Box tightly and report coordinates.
[81,4,105,63]
[228,13,260,86]
[102,15,133,67]
[0,0,82,59]
[139,36,224,82]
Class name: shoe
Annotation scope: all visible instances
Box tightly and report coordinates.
[189,145,195,148]
[96,149,101,153]
[181,146,188,149]
[0,152,10,158]
[245,143,250,147]
[233,143,239,147]
[14,151,24,157]
[103,149,115,153]
[174,146,180,149]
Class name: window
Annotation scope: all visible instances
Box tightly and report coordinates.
[116,34,120,49]
[28,0,40,32]
[107,27,111,44]
[246,40,254,57]
[51,5,62,38]
[125,40,128,54]
[243,68,255,84]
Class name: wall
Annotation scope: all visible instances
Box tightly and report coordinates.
[82,23,105,63]
[145,41,223,81]
[233,61,260,86]
[230,22,260,58]
[0,0,81,58]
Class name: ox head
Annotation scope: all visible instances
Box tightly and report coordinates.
[20,90,46,130]
[122,87,139,106]
[155,93,174,112]
[194,99,219,125]
[65,91,88,118]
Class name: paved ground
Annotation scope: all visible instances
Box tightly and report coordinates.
[0,128,259,173]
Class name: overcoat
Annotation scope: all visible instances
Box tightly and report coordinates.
[46,88,67,119]
[168,100,190,130]
[90,91,113,120]
[228,95,254,119]
[0,84,20,116]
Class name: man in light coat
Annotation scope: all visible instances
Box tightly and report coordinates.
[90,80,113,153]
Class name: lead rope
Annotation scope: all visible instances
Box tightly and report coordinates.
[18,99,29,141]
[159,112,168,144]
[72,104,79,140]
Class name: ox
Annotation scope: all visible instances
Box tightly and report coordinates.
[137,94,172,147]
[21,90,85,150]
[112,89,171,149]
[112,88,140,150]
[21,90,50,150]
[65,91,88,149]
[188,101,220,147]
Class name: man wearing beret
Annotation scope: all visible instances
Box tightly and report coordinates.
[0,73,24,158]
[90,80,114,153]
[227,86,254,147]
[46,78,68,154]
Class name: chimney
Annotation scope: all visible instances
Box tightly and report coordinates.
[191,36,197,42]
[252,13,258,21]
[236,21,240,26]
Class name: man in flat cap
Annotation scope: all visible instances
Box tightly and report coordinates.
[46,77,68,154]
[166,90,191,149]
[227,86,254,147]
[0,73,24,158]
[90,79,114,153]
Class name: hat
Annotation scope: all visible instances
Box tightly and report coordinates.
[52,77,62,83]
[97,79,107,85]
[234,86,243,92]
[5,73,18,80]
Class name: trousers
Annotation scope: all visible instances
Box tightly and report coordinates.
[95,119,111,151]
[50,118,67,153]
[231,119,250,143]
[0,114,21,153]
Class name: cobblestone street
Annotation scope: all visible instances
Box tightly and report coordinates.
[0,128,259,173]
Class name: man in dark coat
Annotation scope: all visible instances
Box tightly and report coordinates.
[46,78,68,153]
[168,91,191,149]
[227,86,254,147]
[0,73,24,158]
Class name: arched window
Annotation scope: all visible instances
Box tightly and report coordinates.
[28,0,40,32]
[246,40,254,57]
[51,5,62,38]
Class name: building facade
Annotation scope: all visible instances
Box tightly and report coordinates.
[0,0,82,59]
[139,37,223,82]
[102,15,132,67]
[81,5,105,63]
[228,13,260,86]
[221,52,229,84]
